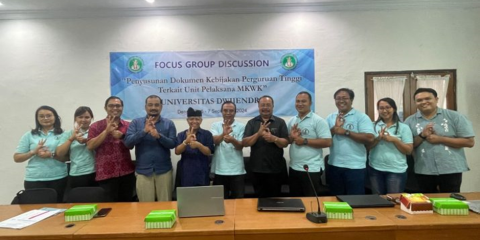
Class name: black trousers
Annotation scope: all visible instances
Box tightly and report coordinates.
[25,177,68,203]
[98,173,135,202]
[415,173,462,193]
[289,168,323,197]
[253,172,284,198]
[69,172,98,189]
[213,174,245,199]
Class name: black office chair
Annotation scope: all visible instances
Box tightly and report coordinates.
[404,154,420,193]
[317,154,330,196]
[11,188,58,204]
[65,187,110,203]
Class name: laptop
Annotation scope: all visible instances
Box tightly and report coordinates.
[257,198,306,212]
[336,194,395,208]
[177,185,225,218]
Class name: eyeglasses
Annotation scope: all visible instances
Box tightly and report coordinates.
[38,114,53,119]
[378,106,392,111]
[335,97,350,102]
[107,104,123,109]
[259,104,273,108]
[386,195,400,205]
[222,109,235,113]
[187,117,202,121]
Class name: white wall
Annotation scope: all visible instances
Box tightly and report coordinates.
[1,8,479,204]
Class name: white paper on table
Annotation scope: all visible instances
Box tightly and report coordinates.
[467,200,480,214]
[0,209,61,229]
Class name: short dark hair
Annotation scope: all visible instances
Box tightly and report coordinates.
[32,105,63,135]
[74,106,94,121]
[414,88,438,99]
[296,91,312,102]
[145,95,162,105]
[334,88,355,100]
[104,96,124,107]
[258,95,274,106]
[221,100,236,112]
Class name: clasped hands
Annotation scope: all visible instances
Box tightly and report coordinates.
[290,123,305,145]
[257,121,277,143]
[332,113,347,135]
[106,115,124,140]
[69,126,88,144]
[184,127,203,149]
[33,139,52,159]
[222,119,235,143]
[420,123,440,143]
[144,116,160,139]
[376,126,396,143]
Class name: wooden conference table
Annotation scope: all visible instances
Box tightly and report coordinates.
[1,193,480,240]
[0,201,235,240]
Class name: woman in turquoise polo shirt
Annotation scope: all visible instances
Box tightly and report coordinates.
[367,98,413,194]
[56,106,96,189]
[14,106,67,202]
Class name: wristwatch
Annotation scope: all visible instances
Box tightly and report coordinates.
[419,133,427,140]
[303,138,308,145]
[345,130,350,137]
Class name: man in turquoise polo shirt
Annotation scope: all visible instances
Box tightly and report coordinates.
[288,92,331,197]
[326,88,375,195]
[404,88,475,193]
[211,101,246,199]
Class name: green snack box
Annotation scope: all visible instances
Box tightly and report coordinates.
[145,210,176,229]
[429,198,469,216]
[323,202,353,219]
[65,204,98,222]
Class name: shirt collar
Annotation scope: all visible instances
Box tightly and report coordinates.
[415,107,443,119]
[297,111,313,120]
[103,117,125,127]
[338,108,356,117]
[254,115,275,122]
[40,129,55,136]
[377,120,398,129]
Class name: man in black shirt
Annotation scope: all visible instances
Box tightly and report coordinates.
[243,95,289,197]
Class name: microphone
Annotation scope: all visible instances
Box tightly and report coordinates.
[303,164,328,223]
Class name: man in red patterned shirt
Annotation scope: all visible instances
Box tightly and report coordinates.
[87,96,135,202]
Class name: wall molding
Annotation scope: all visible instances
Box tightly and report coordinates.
[1,0,480,20]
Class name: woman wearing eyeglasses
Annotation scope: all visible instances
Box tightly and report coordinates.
[56,106,96,189]
[13,106,67,202]
[367,98,413,194]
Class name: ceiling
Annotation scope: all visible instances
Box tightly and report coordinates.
[0,0,479,20]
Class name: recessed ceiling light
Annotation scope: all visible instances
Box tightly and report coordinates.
[146,0,155,3]
[0,2,4,6]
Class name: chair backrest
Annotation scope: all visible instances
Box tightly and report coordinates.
[324,154,330,185]
[65,187,110,203]
[11,188,58,204]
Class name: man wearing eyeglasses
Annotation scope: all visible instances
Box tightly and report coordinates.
[404,88,475,193]
[124,95,177,202]
[243,95,289,198]
[326,88,375,195]
[210,101,246,199]
[87,96,135,202]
